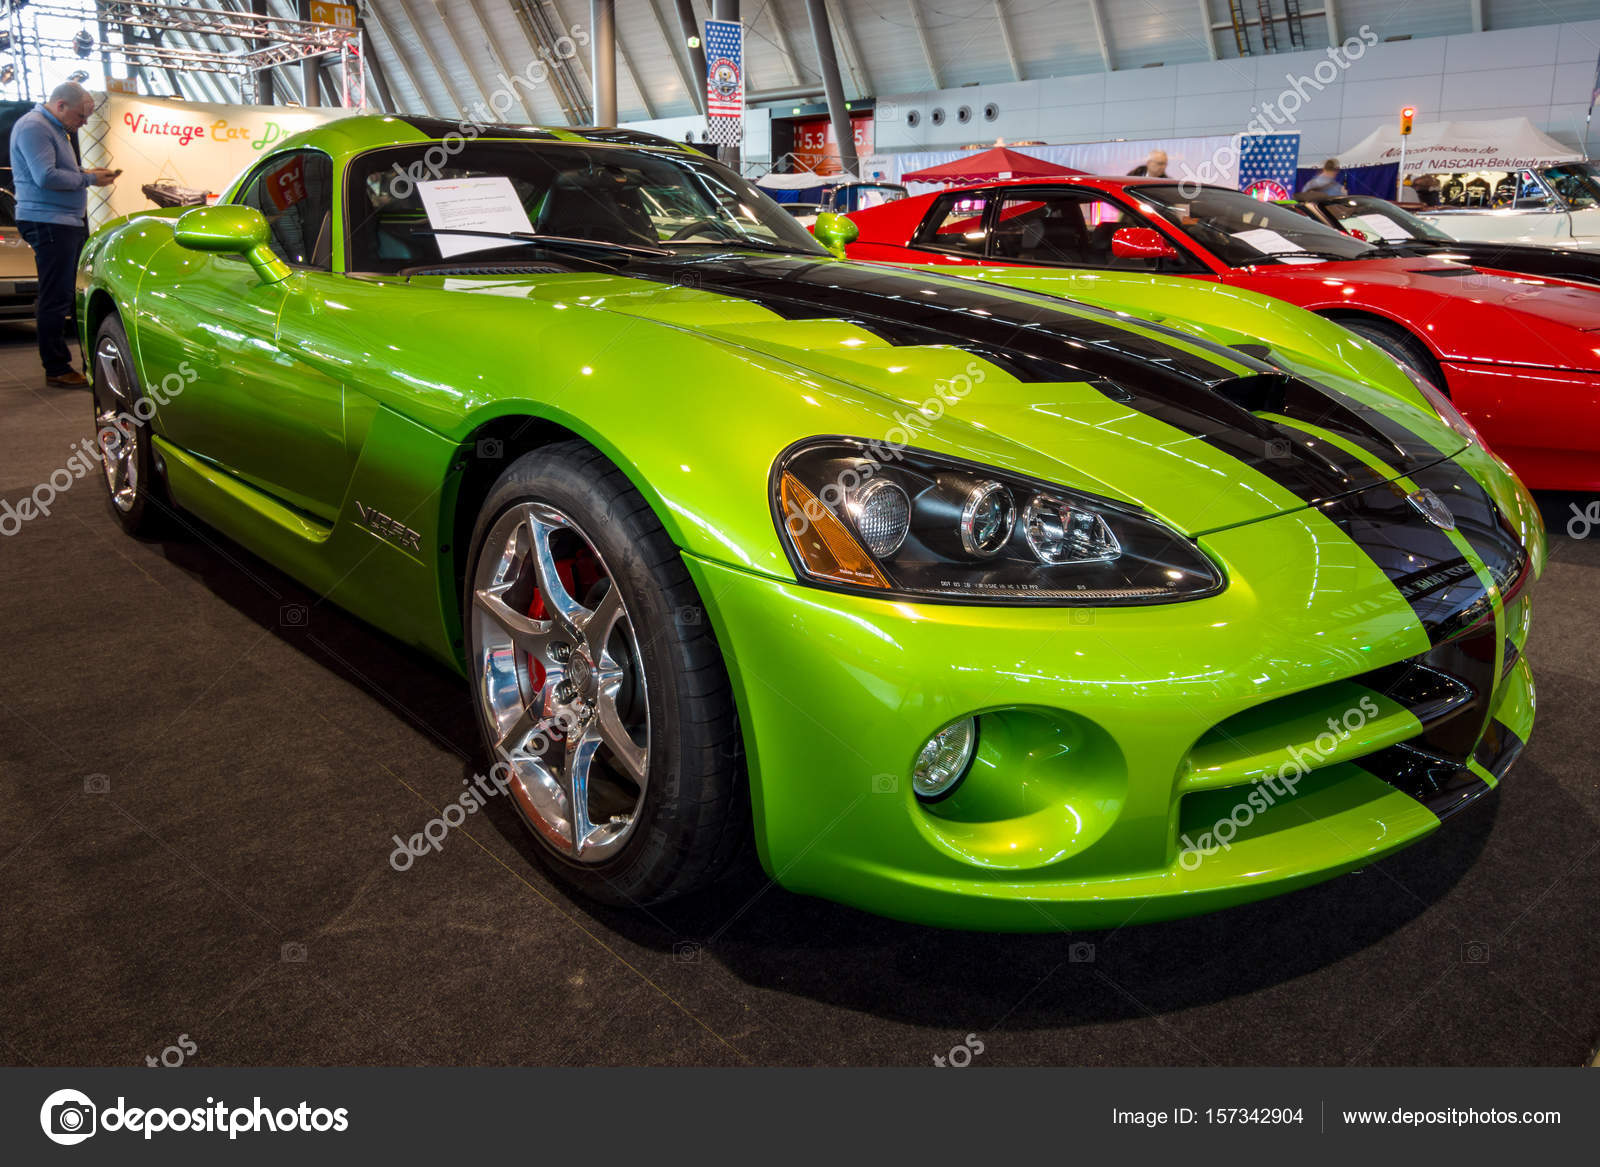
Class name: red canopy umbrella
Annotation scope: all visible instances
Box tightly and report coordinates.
[901,146,1084,184]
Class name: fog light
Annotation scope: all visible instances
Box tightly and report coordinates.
[913,718,978,800]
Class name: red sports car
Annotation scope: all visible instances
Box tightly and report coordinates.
[845,177,1600,490]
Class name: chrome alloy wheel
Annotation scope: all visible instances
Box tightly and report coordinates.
[92,335,140,512]
[470,502,651,862]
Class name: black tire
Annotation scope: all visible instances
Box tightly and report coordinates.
[1340,317,1445,391]
[463,440,748,906]
[89,314,168,536]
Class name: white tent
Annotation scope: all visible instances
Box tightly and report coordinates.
[755,171,861,189]
[1336,117,1580,173]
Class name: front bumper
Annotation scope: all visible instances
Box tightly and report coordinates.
[0,278,39,319]
[688,470,1541,932]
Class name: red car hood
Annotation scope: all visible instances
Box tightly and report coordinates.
[1236,257,1600,362]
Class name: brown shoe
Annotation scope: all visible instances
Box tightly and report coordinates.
[46,370,88,387]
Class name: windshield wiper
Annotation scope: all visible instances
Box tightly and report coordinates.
[673,237,822,256]
[410,228,672,257]
[1263,248,1364,262]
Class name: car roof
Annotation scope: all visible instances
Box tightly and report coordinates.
[258,114,707,169]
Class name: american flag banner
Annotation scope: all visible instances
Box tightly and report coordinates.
[705,20,744,116]
[1237,133,1300,201]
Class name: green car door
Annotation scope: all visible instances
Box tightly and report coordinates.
[131,147,352,524]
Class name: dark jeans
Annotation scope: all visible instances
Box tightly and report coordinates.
[17,219,88,377]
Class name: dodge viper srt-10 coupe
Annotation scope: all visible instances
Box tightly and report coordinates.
[79,117,1543,930]
[1284,193,1600,286]
[844,176,1600,491]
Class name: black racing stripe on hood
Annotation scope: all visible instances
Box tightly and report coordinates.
[635,254,1446,507]
[1317,456,1525,647]
[1407,460,1529,603]
[1319,484,1487,645]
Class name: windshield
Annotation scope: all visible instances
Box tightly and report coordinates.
[1134,184,1375,265]
[1317,196,1454,243]
[347,141,826,272]
[1541,162,1600,210]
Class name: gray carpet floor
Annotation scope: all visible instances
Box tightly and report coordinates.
[1,323,1596,1067]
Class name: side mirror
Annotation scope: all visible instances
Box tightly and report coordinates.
[1110,226,1180,260]
[813,212,859,258]
[173,204,290,285]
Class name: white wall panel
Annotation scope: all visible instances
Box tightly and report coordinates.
[875,18,1600,164]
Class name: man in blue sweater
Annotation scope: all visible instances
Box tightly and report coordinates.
[9,82,119,386]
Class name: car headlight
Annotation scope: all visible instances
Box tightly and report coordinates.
[772,438,1225,605]
[1398,362,1482,447]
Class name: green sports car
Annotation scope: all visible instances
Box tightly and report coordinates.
[78,116,1543,931]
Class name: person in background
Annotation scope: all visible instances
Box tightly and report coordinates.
[1398,176,1421,205]
[9,81,118,388]
[1299,158,1346,198]
[1411,173,1442,206]
[1127,149,1168,177]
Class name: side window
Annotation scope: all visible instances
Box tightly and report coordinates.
[912,192,990,255]
[992,190,1172,270]
[234,150,334,269]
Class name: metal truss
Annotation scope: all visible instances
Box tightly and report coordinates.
[10,1,364,105]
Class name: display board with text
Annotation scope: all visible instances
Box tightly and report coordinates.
[81,95,344,228]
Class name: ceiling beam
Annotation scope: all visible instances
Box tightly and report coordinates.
[365,0,445,116]
[760,0,804,86]
[994,0,1023,81]
[671,0,710,116]
[1087,0,1114,71]
[647,0,701,116]
[824,0,870,97]
[530,0,595,123]
[354,14,399,111]
[614,27,658,120]
[1197,0,1218,60]
[270,0,308,103]
[397,0,474,116]
[432,0,509,121]
[462,0,537,122]
[907,0,941,90]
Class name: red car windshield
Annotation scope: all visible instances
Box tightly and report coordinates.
[1133,184,1376,266]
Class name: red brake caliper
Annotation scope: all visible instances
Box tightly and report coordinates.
[525,549,603,698]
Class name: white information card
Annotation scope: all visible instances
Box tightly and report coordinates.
[416,176,536,257]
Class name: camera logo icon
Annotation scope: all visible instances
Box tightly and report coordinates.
[40,1088,96,1145]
